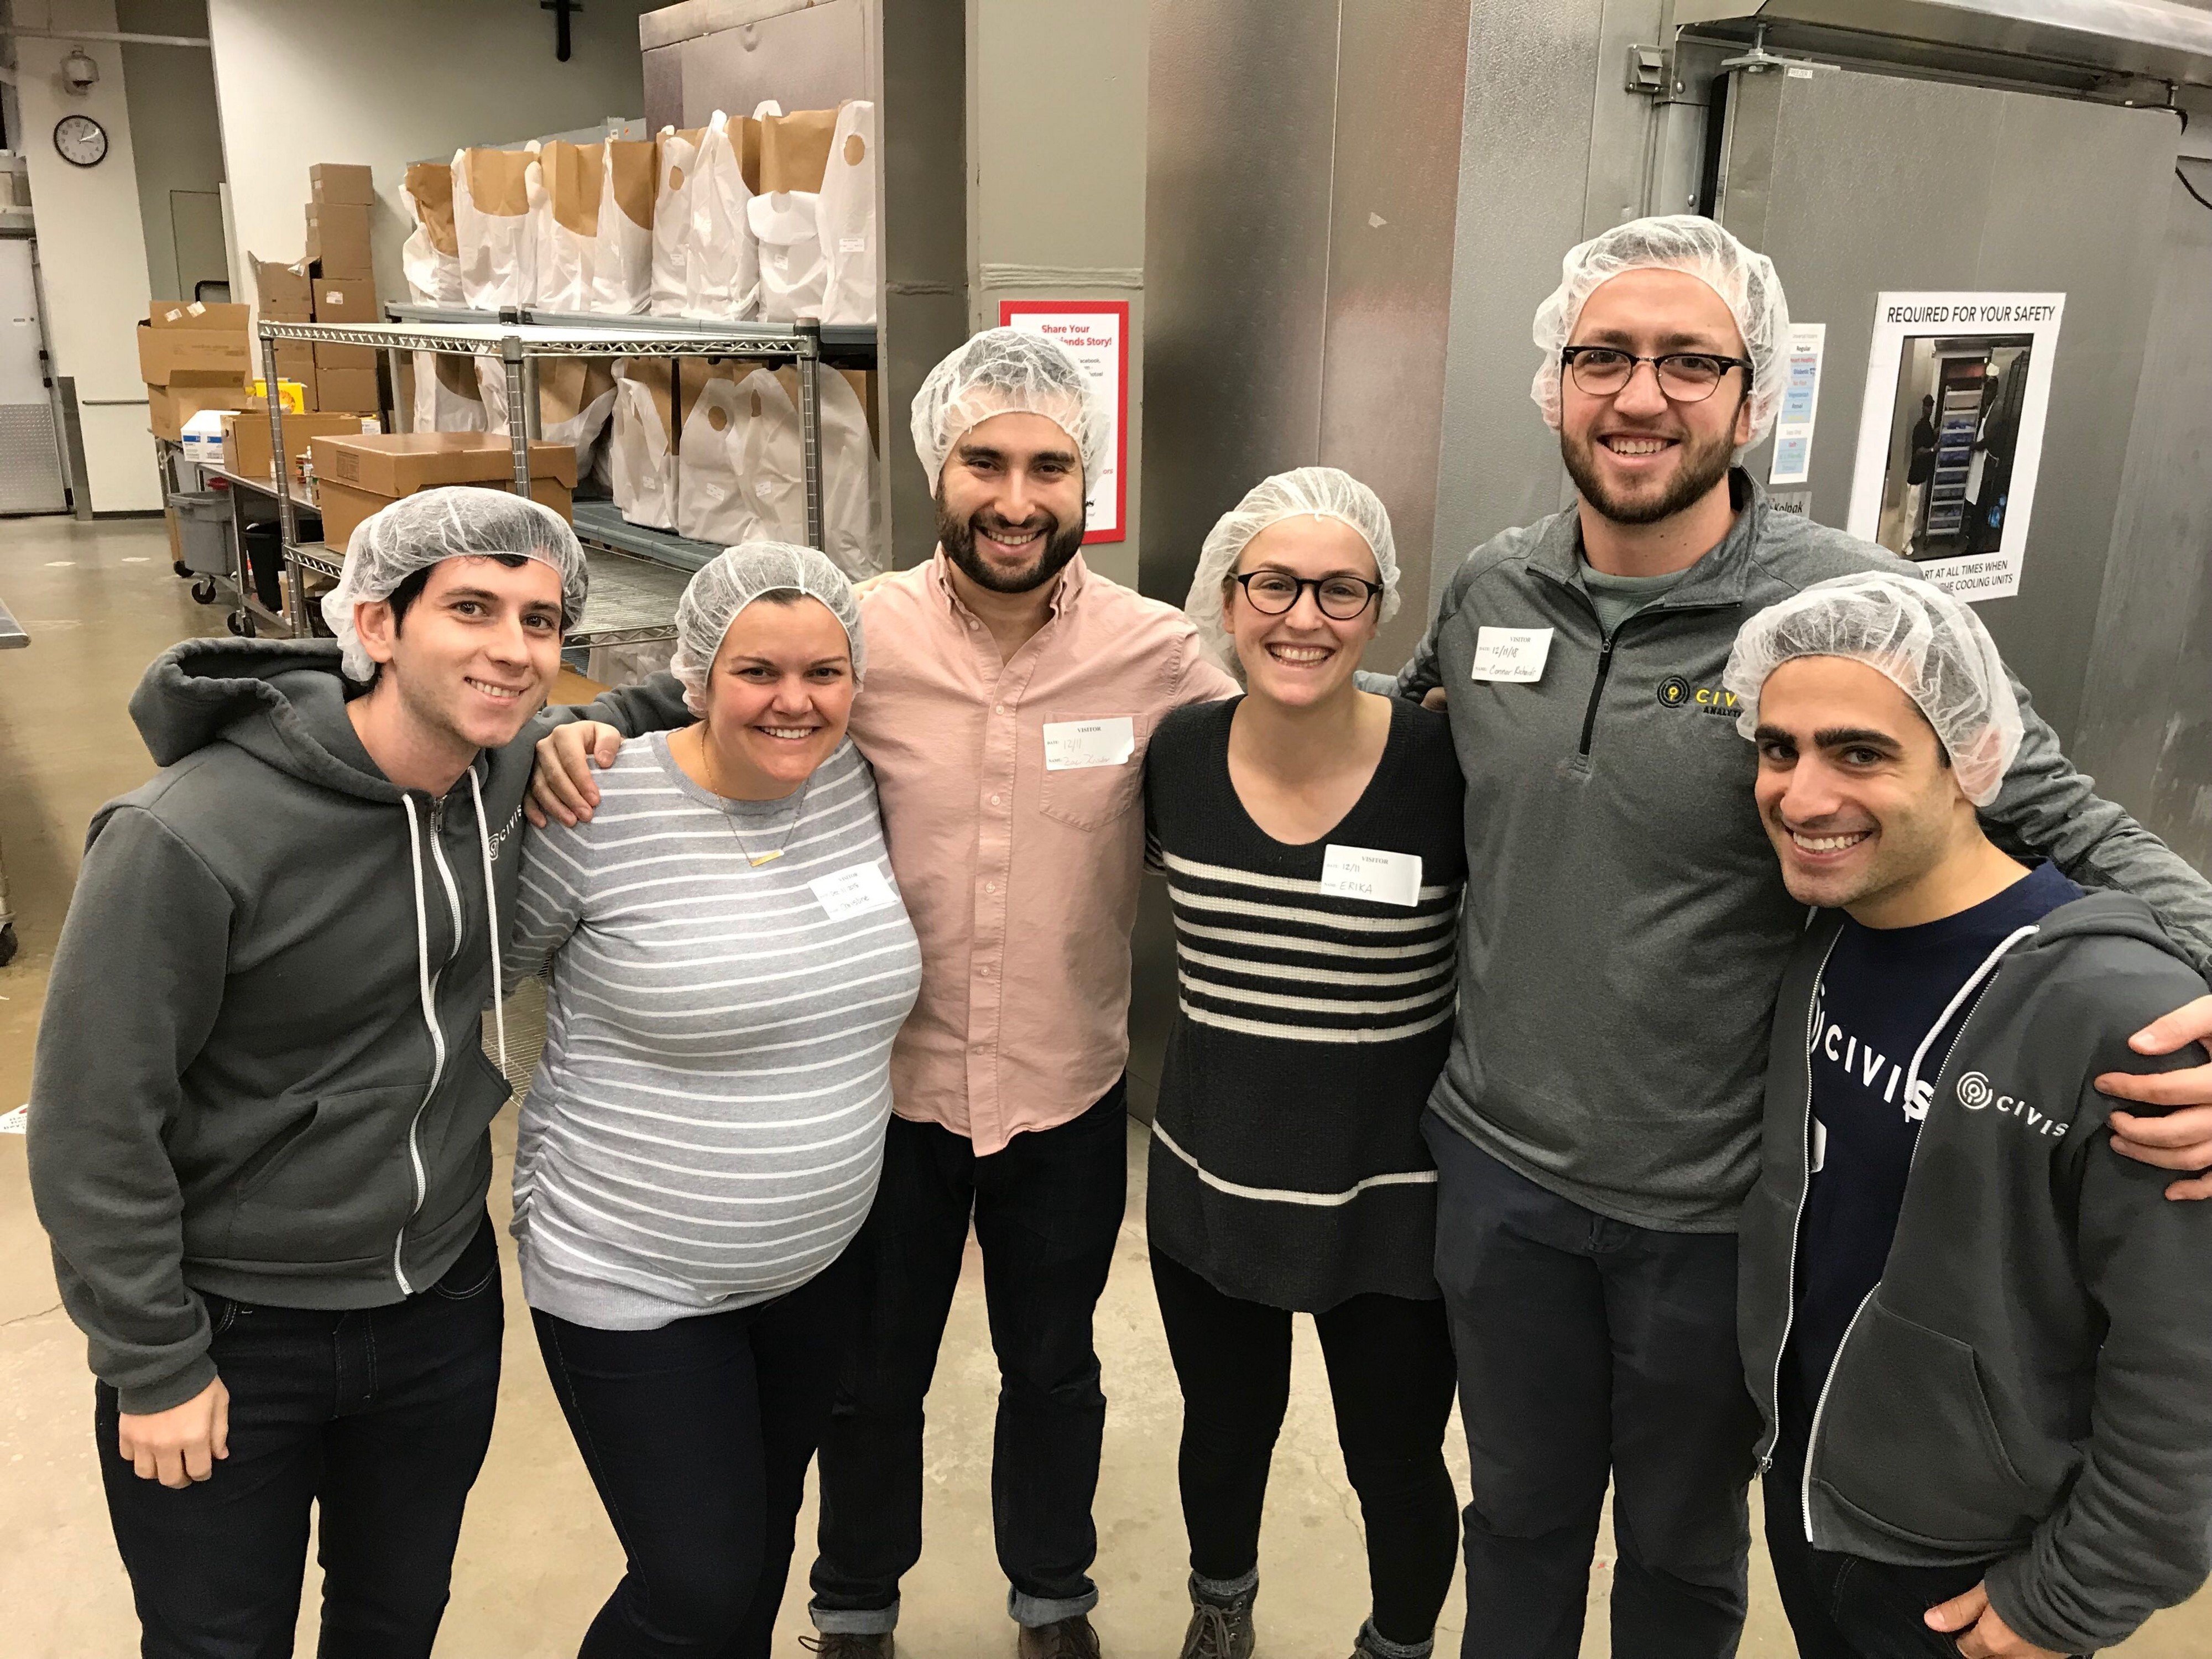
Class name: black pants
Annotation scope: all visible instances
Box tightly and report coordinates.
[96,1214,504,1659]
[1149,1248,1460,1648]
[1424,1117,1759,1659]
[532,1252,853,1658]
[810,1080,1129,1632]
[1761,1448,2013,1658]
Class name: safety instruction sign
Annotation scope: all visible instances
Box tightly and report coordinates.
[1847,292,2064,601]
[1767,323,1825,486]
[999,299,1129,544]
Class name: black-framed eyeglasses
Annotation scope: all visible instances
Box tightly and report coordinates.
[1230,570,1384,621]
[1561,345,1752,404]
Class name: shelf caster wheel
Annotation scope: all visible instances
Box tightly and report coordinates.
[226,609,256,638]
[191,576,219,604]
[0,922,16,969]
[173,560,192,578]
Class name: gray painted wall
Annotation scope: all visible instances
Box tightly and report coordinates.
[2074,164,2212,872]
[118,0,226,304]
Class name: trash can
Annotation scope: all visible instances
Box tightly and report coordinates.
[170,491,233,579]
[242,521,285,613]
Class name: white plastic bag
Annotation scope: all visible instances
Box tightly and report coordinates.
[748,193,826,323]
[453,144,540,310]
[531,139,602,314]
[400,161,464,305]
[682,110,760,320]
[478,358,617,479]
[649,126,706,318]
[589,139,655,315]
[676,368,796,544]
[816,366,883,577]
[414,352,487,434]
[611,359,678,530]
[818,101,877,326]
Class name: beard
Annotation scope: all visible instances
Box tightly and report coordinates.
[936,492,1086,594]
[1561,416,1738,527]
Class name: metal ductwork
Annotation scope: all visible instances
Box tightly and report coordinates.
[1676,0,2212,97]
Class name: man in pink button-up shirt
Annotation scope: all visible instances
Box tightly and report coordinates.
[534,331,1235,1659]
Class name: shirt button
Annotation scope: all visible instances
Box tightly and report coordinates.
[990,793,1002,806]
[994,703,1005,715]
[979,964,992,975]
[967,619,979,630]
[984,881,997,893]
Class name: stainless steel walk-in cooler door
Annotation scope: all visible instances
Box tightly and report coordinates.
[1710,63,2177,744]
[0,238,69,517]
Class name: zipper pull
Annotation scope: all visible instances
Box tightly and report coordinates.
[429,796,446,834]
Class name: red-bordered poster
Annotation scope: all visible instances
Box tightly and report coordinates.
[997,299,1129,544]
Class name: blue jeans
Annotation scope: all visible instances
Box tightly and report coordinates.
[1424,1117,1759,1659]
[96,1214,504,1659]
[809,1080,1129,1632]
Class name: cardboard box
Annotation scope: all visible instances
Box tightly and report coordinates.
[270,341,316,388]
[222,410,374,482]
[314,365,382,413]
[309,430,580,549]
[310,431,578,494]
[249,254,314,315]
[315,342,379,373]
[305,203,372,278]
[311,278,379,324]
[309,163,375,207]
[138,302,253,383]
[149,383,251,442]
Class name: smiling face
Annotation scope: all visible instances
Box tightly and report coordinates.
[1559,267,1753,528]
[357,553,565,757]
[697,594,857,797]
[1752,654,1974,914]
[934,410,1089,594]
[1224,515,1382,708]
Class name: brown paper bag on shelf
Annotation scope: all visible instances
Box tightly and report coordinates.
[454,145,539,309]
[758,108,837,194]
[535,139,606,312]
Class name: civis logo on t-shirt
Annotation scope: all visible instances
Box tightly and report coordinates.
[1954,1069,2070,1138]
[1810,997,1935,1123]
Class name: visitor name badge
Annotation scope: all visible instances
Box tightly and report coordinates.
[1319,844,1423,907]
[1470,626,1553,683]
[1043,716,1136,771]
[811,862,900,921]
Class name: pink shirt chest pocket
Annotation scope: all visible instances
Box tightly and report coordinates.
[1031,712,1149,831]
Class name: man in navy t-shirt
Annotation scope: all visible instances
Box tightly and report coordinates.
[1725,571,2212,1659]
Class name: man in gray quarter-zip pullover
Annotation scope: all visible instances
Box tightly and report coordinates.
[1728,573,2212,1659]
[25,493,687,1659]
[1393,218,2212,1659]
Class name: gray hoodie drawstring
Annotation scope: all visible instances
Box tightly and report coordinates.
[468,766,508,1073]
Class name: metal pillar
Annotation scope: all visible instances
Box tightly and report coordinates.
[501,336,532,498]
[797,325,824,551]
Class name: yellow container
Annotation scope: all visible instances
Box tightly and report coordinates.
[250,377,309,414]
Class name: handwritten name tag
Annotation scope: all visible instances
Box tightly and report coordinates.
[1319,844,1423,907]
[1470,626,1553,684]
[811,862,901,921]
[1043,716,1136,771]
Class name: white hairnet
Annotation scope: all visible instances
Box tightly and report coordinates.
[1722,570,2022,806]
[323,486,588,682]
[1529,214,1791,448]
[1181,468,1399,679]
[669,541,865,716]
[909,326,1110,490]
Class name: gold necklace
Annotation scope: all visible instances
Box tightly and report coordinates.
[695,727,811,867]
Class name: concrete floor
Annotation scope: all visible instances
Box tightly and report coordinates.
[3,515,2206,1657]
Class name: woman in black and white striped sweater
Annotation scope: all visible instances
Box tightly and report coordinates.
[1149,469,1465,1659]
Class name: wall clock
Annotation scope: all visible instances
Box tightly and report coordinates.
[54,114,108,168]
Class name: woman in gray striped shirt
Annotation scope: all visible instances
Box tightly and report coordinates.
[508,544,921,1659]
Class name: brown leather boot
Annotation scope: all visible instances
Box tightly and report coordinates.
[1015,1614,1103,1659]
[799,1634,895,1658]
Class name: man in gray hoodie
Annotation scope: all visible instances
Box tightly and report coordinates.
[1726,571,2212,1658]
[25,490,686,1657]
[1395,217,2212,1659]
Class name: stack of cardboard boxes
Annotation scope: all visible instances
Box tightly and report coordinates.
[252,162,382,415]
[138,302,254,442]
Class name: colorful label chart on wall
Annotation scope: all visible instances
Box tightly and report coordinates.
[998,299,1129,544]
[1846,292,2064,601]
[1767,322,1825,486]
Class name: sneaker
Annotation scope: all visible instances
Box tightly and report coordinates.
[1178,1595,1255,1659]
[1016,1614,1104,1659]
[800,1635,895,1658]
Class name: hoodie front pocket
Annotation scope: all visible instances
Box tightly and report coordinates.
[224,1084,422,1266]
[1817,1298,2040,1551]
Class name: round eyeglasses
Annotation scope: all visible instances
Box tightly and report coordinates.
[1231,570,1384,621]
[1561,345,1752,404]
